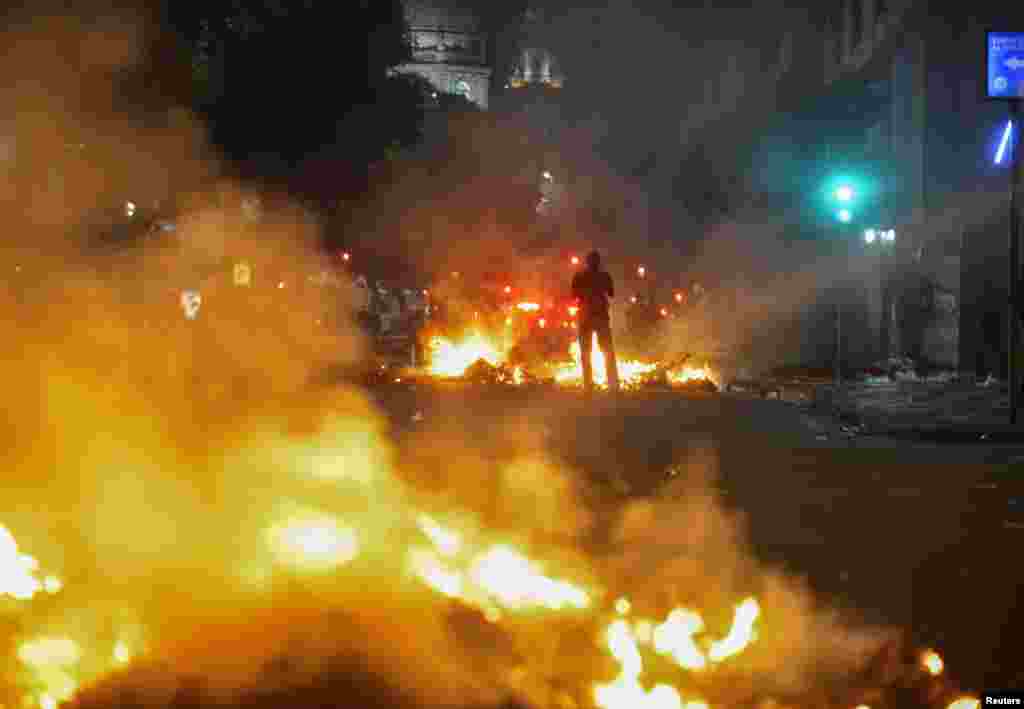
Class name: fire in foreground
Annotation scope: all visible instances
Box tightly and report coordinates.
[3,475,977,709]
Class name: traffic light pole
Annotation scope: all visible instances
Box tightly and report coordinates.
[834,300,842,387]
[1009,99,1021,424]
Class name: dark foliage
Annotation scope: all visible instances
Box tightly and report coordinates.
[164,1,422,193]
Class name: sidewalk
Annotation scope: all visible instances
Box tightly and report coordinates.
[809,377,1024,440]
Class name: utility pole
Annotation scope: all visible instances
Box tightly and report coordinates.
[834,300,842,387]
[1009,99,1021,424]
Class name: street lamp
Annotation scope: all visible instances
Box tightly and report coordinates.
[837,209,853,223]
[865,228,896,245]
[862,227,896,367]
[835,185,855,202]
[637,265,646,278]
[570,255,580,267]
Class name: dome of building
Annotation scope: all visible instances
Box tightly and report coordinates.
[509,47,563,88]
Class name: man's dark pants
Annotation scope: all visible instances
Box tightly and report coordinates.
[579,316,619,392]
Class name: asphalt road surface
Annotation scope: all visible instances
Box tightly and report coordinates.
[368,382,1024,694]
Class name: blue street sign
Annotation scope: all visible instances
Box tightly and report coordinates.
[987,31,1024,99]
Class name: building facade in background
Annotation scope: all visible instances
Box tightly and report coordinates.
[396,0,492,109]
[751,0,1023,373]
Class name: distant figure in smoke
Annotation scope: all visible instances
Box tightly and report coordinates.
[571,250,620,393]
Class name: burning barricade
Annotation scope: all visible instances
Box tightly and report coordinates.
[421,329,720,393]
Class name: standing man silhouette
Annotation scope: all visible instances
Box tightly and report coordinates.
[571,250,620,393]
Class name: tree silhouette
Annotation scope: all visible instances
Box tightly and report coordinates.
[166,1,420,182]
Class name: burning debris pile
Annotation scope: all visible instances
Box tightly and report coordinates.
[423,331,719,392]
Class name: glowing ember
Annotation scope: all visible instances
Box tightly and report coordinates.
[410,520,590,613]
[468,546,590,611]
[946,699,980,709]
[653,608,707,670]
[112,640,132,665]
[556,335,658,388]
[428,331,505,377]
[594,619,715,709]
[635,620,654,644]
[595,620,688,709]
[594,596,764,709]
[417,515,462,557]
[921,649,944,676]
[0,524,53,601]
[708,597,760,662]
[266,513,359,570]
[17,637,81,709]
[409,548,464,598]
[667,363,719,388]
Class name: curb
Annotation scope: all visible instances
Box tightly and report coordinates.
[807,382,1024,443]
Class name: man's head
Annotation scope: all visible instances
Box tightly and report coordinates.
[586,250,601,270]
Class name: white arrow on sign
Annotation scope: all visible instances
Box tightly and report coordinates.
[1006,57,1024,70]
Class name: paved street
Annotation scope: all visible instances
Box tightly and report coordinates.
[369,383,1024,694]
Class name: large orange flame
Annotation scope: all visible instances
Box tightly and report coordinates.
[593,596,761,709]
[555,335,658,388]
[428,331,506,378]
[1,525,51,601]
[666,363,719,389]
[409,516,591,617]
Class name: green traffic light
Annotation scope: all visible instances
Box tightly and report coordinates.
[837,209,852,223]
[823,175,871,205]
